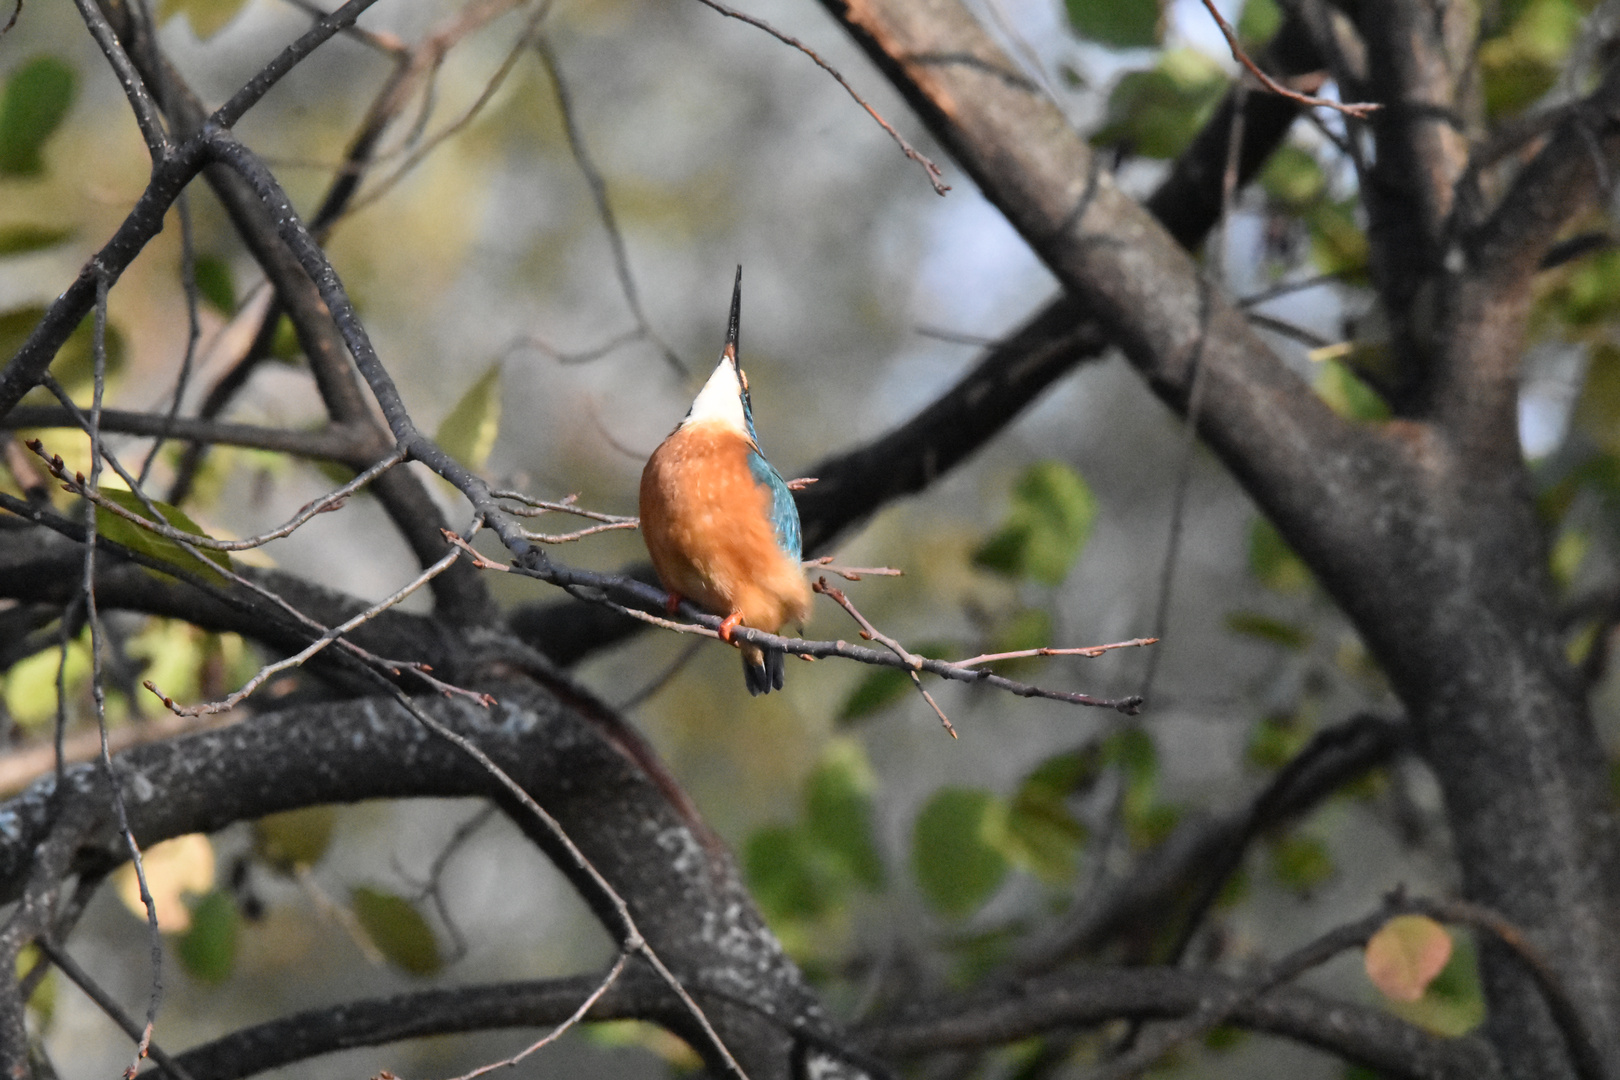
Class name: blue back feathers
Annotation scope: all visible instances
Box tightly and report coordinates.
[739,379,802,561]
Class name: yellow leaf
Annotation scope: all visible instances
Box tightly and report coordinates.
[113,833,215,933]
[434,363,502,473]
[1366,914,1453,1002]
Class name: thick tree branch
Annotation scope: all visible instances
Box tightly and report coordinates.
[812,2,1620,1071]
[1013,712,1408,972]
[856,966,1497,1080]
[0,679,855,1080]
[3,408,378,465]
[96,0,495,626]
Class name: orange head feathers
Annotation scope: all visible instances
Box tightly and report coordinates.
[639,267,810,696]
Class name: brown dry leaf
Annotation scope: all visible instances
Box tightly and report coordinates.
[1365,913,1453,1002]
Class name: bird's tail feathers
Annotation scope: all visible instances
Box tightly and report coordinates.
[741,642,785,696]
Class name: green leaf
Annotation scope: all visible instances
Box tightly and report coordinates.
[0,224,73,256]
[974,461,1096,585]
[1547,249,1620,332]
[1315,357,1391,421]
[1225,611,1311,649]
[1259,146,1326,208]
[1268,833,1334,895]
[270,314,302,361]
[1550,528,1588,590]
[351,887,442,976]
[0,305,127,401]
[839,641,952,721]
[839,667,912,721]
[1065,0,1160,48]
[1001,749,1098,881]
[253,806,337,874]
[1023,745,1105,801]
[1105,727,1157,785]
[1236,0,1281,47]
[1248,518,1313,593]
[3,632,89,729]
[912,788,1009,917]
[193,255,235,315]
[1479,0,1582,117]
[745,826,836,921]
[1104,730,1180,848]
[1246,714,1310,771]
[16,944,55,1028]
[1092,51,1225,158]
[435,363,503,472]
[158,0,254,39]
[0,57,76,177]
[94,489,231,582]
[1386,935,1485,1036]
[176,889,238,984]
[1306,199,1368,280]
[805,739,885,890]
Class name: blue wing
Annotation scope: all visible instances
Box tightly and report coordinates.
[748,448,802,561]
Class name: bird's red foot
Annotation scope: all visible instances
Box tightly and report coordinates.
[665,591,682,616]
[718,612,743,643]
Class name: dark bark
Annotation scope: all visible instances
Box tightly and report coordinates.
[812,0,1620,1074]
[0,676,856,1080]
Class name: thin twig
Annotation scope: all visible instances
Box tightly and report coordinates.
[343,0,549,218]
[493,491,638,525]
[1197,0,1379,119]
[280,0,409,55]
[138,192,203,487]
[502,328,648,367]
[1237,272,1343,309]
[402,802,499,964]
[955,637,1158,667]
[692,0,950,194]
[36,940,196,1080]
[143,544,471,717]
[535,37,687,377]
[445,534,1147,713]
[1245,311,1333,349]
[35,441,404,552]
[447,950,632,1080]
[81,271,165,1080]
[616,638,707,711]
[815,577,957,737]
[381,684,751,1079]
[802,555,904,581]
[522,521,640,543]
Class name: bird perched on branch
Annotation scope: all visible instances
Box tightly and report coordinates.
[640,267,811,695]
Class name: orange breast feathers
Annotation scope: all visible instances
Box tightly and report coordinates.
[639,421,811,634]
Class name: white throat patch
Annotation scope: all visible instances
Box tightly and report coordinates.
[683,355,747,433]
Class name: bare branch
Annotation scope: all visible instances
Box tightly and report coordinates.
[143,545,469,717]
[1196,0,1378,118]
[856,962,1494,1080]
[448,534,1148,714]
[534,36,687,377]
[815,576,957,737]
[34,440,404,552]
[691,0,949,195]
[448,950,632,1080]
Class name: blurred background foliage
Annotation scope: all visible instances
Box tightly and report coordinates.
[2,0,1616,1074]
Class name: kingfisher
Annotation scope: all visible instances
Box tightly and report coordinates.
[640,267,812,695]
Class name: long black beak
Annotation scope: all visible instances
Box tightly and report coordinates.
[724,265,742,365]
